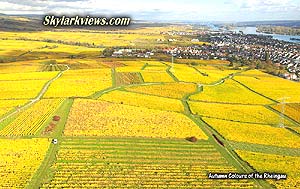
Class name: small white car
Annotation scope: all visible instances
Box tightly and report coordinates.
[52,138,58,144]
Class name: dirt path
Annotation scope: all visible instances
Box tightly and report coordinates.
[0,65,69,123]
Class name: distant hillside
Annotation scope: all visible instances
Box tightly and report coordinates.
[0,14,43,31]
[0,14,173,31]
[236,20,300,28]
[257,25,300,35]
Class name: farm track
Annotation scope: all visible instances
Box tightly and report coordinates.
[0,65,69,123]
[160,61,179,82]
[26,99,74,189]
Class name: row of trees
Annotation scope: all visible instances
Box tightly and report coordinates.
[228,55,287,75]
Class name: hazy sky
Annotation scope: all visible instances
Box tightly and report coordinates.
[0,0,299,21]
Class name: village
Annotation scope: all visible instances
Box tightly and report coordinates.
[163,31,300,81]
[109,29,299,81]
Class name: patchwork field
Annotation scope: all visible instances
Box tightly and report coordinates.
[0,30,299,188]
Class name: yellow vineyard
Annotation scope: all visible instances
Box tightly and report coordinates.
[125,82,197,99]
[100,90,184,112]
[236,150,300,189]
[44,69,111,97]
[235,70,300,102]
[189,101,285,125]
[64,99,207,139]
[0,138,50,188]
[203,118,300,148]
[0,99,64,136]
[190,79,273,104]
[0,27,299,189]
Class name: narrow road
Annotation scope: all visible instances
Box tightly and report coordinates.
[92,82,164,99]
[199,74,234,87]
[0,65,69,123]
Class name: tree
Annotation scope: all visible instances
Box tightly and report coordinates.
[102,48,114,57]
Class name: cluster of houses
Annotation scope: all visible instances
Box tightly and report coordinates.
[160,31,206,36]
[112,49,154,58]
[163,32,300,80]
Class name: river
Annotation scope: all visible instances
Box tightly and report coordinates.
[231,26,300,44]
